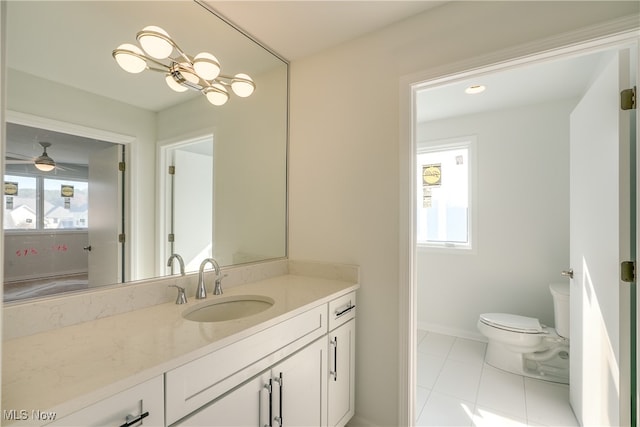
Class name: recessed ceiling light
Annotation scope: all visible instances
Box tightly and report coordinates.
[465,85,486,95]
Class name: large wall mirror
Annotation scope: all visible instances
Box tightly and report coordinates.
[3,1,288,302]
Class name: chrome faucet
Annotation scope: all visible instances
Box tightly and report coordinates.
[196,258,222,299]
[167,253,185,276]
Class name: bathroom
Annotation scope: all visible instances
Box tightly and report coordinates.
[413,51,591,425]
[2,2,639,427]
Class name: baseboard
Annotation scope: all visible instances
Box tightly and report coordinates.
[417,321,487,343]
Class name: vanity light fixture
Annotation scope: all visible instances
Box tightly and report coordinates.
[465,84,486,95]
[112,26,255,106]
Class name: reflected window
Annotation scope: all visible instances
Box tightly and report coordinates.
[3,174,88,231]
[4,175,36,230]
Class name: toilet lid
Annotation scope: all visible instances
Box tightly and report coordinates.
[479,313,544,334]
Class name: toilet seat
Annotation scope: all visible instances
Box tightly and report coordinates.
[479,313,545,334]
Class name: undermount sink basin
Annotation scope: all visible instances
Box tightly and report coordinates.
[182,295,274,322]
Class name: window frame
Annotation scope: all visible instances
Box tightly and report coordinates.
[416,135,478,254]
[4,171,89,234]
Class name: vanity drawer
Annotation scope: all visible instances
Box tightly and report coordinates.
[328,292,356,331]
[165,304,326,425]
[47,376,163,427]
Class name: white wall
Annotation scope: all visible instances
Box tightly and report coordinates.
[288,2,638,425]
[416,99,574,339]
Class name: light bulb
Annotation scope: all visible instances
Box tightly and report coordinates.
[113,44,147,73]
[138,26,173,59]
[165,74,188,92]
[193,52,221,81]
[205,84,229,106]
[231,73,255,97]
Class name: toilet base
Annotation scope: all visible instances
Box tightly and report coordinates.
[485,341,569,384]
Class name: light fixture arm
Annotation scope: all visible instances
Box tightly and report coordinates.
[111,47,168,73]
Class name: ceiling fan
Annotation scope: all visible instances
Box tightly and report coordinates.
[6,141,69,172]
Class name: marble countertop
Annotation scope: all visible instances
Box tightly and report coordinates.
[2,274,358,424]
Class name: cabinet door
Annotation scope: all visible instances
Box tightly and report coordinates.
[328,319,355,427]
[175,372,271,427]
[272,338,327,427]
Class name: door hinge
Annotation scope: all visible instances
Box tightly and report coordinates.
[118,161,126,172]
[118,233,126,243]
[621,261,635,283]
[168,165,175,175]
[168,233,175,243]
[621,86,636,110]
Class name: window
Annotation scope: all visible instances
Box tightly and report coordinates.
[4,174,88,231]
[416,137,476,250]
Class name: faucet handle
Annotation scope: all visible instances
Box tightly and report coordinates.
[213,274,228,295]
[168,284,188,304]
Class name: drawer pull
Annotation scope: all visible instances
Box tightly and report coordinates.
[119,411,149,427]
[334,304,355,318]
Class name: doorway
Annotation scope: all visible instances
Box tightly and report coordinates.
[3,113,132,300]
[160,135,214,275]
[401,35,638,426]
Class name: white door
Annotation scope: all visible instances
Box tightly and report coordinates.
[175,372,271,426]
[173,145,213,272]
[88,144,123,287]
[569,48,634,426]
[273,338,327,427]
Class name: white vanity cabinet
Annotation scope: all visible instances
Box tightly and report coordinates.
[46,376,164,427]
[327,292,356,427]
[175,337,327,427]
[165,304,327,425]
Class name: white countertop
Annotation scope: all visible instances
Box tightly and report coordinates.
[2,274,358,424]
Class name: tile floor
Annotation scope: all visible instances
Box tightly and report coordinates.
[416,330,579,426]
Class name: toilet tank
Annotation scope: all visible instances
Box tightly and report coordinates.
[550,282,570,338]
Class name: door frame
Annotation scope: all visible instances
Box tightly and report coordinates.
[398,22,640,426]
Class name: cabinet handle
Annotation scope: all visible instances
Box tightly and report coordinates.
[335,303,355,318]
[273,373,283,427]
[330,337,338,381]
[264,380,273,427]
[119,411,149,427]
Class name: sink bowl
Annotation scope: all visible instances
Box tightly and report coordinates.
[182,295,274,322]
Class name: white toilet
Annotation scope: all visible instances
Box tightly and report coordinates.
[477,282,570,384]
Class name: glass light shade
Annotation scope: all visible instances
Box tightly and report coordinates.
[205,84,229,106]
[165,74,188,92]
[35,156,55,172]
[114,44,147,73]
[231,74,255,97]
[193,53,221,81]
[138,26,173,59]
[179,66,200,86]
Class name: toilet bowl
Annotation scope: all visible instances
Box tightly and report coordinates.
[477,282,570,384]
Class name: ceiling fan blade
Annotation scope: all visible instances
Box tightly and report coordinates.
[5,159,35,164]
[6,152,36,161]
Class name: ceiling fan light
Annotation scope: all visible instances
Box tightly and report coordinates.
[231,73,255,97]
[193,52,221,81]
[205,84,229,106]
[113,44,147,73]
[137,26,173,59]
[35,155,55,172]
